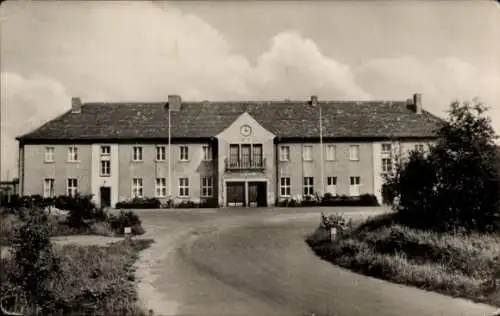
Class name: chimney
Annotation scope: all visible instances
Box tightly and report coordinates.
[71,97,82,113]
[413,93,422,114]
[310,95,318,107]
[168,95,182,111]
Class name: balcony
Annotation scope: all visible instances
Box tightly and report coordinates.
[224,157,266,172]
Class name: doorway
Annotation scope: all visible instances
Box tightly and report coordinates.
[100,187,111,208]
[226,182,245,206]
[248,181,267,207]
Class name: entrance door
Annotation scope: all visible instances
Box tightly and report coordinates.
[100,187,111,208]
[226,182,245,206]
[248,181,267,207]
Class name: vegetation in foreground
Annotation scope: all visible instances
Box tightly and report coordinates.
[0,208,153,316]
[307,213,500,307]
[307,100,500,307]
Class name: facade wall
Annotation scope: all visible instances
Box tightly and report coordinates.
[23,144,92,196]
[277,142,374,200]
[91,144,119,207]
[117,143,217,204]
[216,112,276,206]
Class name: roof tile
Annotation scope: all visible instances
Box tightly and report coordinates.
[17,100,443,140]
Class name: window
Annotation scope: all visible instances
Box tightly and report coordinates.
[45,147,55,162]
[133,146,143,161]
[156,146,166,161]
[303,177,314,196]
[350,176,361,196]
[228,144,264,168]
[101,146,111,155]
[382,158,392,173]
[349,145,360,161]
[68,145,78,162]
[415,144,425,152]
[67,178,78,197]
[382,143,392,153]
[326,145,336,161]
[132,178,143,198]
[100,160,111,176]
[180,146,189,161]
[381,143,393,173]
[201,176,213,197]
[155,178,167,197]
[326,176,337,196]
[179,178,189,197]
[280,146,290,162]
[302,145,313,161]
[43,178,55,198]
[203,145,212,161]
[280,177,291,197]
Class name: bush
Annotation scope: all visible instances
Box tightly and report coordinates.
[107,211,145,236]
[1,238,153,315]
[116,197,161,209]
[4,207,62,314]
[385,100,500,233]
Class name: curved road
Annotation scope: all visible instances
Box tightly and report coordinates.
[136,208,498,316]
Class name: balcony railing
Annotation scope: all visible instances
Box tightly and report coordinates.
[224,157,266,172]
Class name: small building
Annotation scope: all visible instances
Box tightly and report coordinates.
[0,178,20,204]
[16,94,441,208]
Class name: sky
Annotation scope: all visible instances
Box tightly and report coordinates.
[1,0,499,180]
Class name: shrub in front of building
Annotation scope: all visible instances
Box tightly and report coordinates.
[277,193,379,207]
[115,197,161,209]
[106,211,145,236]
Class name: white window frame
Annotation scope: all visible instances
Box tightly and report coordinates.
[100,160,111,177]
[280,177,291,197]
[155,178,167,197]
[101,145,111,155]
[67,178,78,197]
[45,147,55,163]
[179,177,189,197]
[156,146,166,161]
[349,176,361,197]
[280,146,290,162]
[381,143,393,174]
[202,145,212,161]
[326,145,336,161]
[326,176,337,196]
[132,178,143,198]
[43,178,55,198]
[201,176,213,197]
[302,145,313,161]
[303,177,314,196]
[133,146,143,161]
[180,146,189,161]
[68,145,79,162]
[349,145,360,161]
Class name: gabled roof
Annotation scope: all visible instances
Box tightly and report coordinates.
[17,99,443,141]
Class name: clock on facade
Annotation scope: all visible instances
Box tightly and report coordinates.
[240,124,252,136]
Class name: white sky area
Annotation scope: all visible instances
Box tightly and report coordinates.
[1,1,499,180]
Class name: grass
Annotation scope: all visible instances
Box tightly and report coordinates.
[306,213,500,307]
[1,238,154,316]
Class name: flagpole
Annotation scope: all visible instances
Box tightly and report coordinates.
[319,101,325,197]
[168,104,172,209]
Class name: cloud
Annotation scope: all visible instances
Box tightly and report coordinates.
[248,32,369,99]
[1,72,70,180]
[355,56,500,119]
[1,1,499,180]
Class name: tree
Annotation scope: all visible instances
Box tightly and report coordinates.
[385,100,500,233]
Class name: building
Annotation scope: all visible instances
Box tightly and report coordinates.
[0,178,20,205]
[16,94,442,208]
